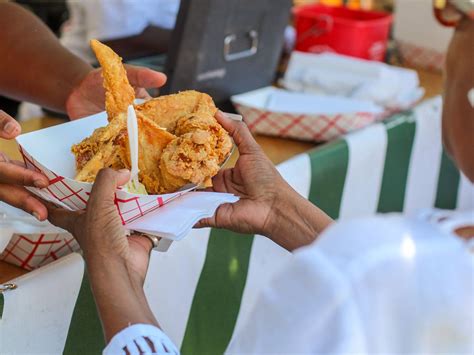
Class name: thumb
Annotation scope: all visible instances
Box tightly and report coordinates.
[124,65,167,89]
[88,168,130,210]
[215,111,261,155]
[0,110,21,139]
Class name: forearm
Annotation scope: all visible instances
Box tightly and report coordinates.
[86,256,159,343]
[266,189,333,251]
[0,3,92,112]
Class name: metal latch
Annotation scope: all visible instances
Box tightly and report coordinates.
[224,30,259,62]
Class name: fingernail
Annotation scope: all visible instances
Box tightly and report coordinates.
[32,212,41,221]
[3,121,18,135]
[118,169,130,174]
[34,179,48,188]
[225,113,243,122]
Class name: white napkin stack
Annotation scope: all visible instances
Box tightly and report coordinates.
[127,192,239,241]
[266,89,383,115]
[281,51,424,110]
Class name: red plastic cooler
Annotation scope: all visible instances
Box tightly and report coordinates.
[293,4,392,61]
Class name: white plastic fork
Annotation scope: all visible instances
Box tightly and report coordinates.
[125,105,147,194]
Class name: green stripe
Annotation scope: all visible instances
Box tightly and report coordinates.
[0,293,3,320]
[435,150,460,209]
[181,230,254,355]
[63,271,104,355]
[377,113,417,213]
[308,139,349,219]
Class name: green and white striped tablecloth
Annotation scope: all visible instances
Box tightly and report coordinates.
[1,97,472,354]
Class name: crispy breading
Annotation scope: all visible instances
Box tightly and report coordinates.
[135,90,218,132]
[174,113,233,164]
[159,130,221,191]
[74,140,125,182]
[71,113,127,172]
[90,39,135,119]
[114,113,176,194]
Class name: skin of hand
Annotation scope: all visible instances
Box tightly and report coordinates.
[46,168,159,342]
[0,111,49,220]
[198,112,333,251]
[66,65,167,120]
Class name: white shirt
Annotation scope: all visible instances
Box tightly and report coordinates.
[61,0,180,63]
[103,324,178,354]
[105,209,474,354]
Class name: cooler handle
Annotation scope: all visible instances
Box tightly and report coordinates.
[224,30,259,62]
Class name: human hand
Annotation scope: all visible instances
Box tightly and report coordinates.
[65,65,167,120]
[0,110,49,220]
[198,112,333,250]
[197,112,288,235]
[46,169,154,284]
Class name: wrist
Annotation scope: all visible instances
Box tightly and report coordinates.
[86,250,146,288]
[264,186,333,251]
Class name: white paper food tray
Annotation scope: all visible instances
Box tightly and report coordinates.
[231,86,382,142]
[15,111,192,225]
[0,202,78,271]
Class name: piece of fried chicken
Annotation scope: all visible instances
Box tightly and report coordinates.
[174,113,233,164]
[135,90,218,132]
[114,113,176,194]
[160,130,221,192]
[90,39,135,120]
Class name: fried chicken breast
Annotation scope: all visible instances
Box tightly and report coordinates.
[135,90,218,132]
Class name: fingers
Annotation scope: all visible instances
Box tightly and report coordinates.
[88,168,130,208]
[124,65,167,89]
[194,216,215,229]
[0,161,49,187]
[215,111,261,155]
[135,88,152,100]
[0,184,48,220]
[0,110,21,139]
[128,234,154,254]
[46,202,82,233]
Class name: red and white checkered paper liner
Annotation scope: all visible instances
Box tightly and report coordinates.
[232,104,377,143]
[15,112,192,226]
[0,232,79,271]
[18,145,189,225]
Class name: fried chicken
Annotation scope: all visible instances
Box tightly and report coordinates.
[174,113,233,164]
[135,90,218,132]
[90,39,135,120]
[71,114,127,172]
[114,113,176,194]
[159,130,221,192]
[72,40,232,195]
